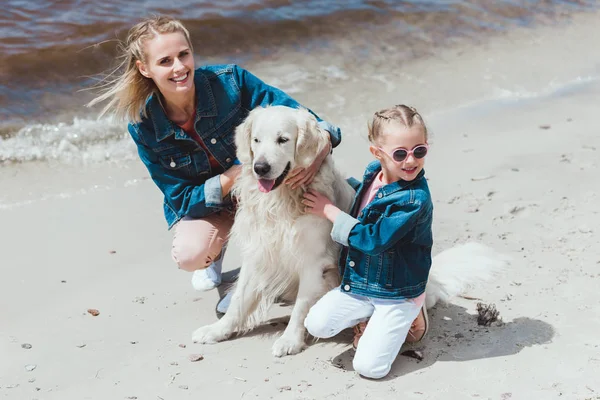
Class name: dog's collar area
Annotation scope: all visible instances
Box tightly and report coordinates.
[272,162,291,191]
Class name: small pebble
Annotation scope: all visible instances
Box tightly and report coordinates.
[189,354,204,362]
[278,386,292,392]
[178,344,186,348]
[25,364,37,372]
[178,385,189,390]
[21,343,32,349]
[87,309,100,317]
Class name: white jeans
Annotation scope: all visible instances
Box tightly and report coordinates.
[304,287,421,379]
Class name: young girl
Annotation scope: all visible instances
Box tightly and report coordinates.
[87,16,340,308]
[302,105,432,379]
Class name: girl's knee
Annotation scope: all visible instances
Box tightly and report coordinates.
[304,312,336,339]
[352,355,390,380]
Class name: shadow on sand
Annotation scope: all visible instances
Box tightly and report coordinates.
[330,302,555,381]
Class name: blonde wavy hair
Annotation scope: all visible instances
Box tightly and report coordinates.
[368,104,428,143]
[87,16,193,122]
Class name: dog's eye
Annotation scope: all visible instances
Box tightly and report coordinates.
[277,137,289,144]
[253,138,260,143]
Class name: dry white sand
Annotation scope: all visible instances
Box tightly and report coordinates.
[2,12,600,400]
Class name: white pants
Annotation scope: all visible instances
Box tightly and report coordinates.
[304,287,421,379]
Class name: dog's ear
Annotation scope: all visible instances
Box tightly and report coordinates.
[235,108,262,164]
[295,108,329,167]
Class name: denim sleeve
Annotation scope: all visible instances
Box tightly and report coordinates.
[128,124,221,220]
[343,202,424,255]
[203,175,223,206]
[233,65,341,148]
[331,212,360,246]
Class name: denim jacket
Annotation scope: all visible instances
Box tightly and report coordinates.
[128,64,341,229]
[331,161,434,299]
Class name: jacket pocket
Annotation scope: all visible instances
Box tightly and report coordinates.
[158,153,193,176]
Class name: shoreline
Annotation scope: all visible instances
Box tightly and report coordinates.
[2,5,599,127]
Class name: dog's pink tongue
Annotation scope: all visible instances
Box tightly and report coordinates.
[258,179,275,193]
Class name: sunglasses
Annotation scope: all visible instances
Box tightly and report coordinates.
[377,144,429,163]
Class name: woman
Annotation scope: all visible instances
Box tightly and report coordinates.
[87,16,341,310]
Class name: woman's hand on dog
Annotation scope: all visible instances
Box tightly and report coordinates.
[220,164,243,196]
[285,138,331,189]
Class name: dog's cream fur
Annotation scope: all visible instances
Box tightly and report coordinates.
[192,106,510,357]
[192,106,355,356]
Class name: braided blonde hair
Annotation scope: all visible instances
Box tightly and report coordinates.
[87,16,193,122]
[368,104,428,144]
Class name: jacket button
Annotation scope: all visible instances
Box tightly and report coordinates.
[210,138,217,144]
[226,157,232,163]
[377,192,383,198]
[349,261,355,267]
[343,284,350,291]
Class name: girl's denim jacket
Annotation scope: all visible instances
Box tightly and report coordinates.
[332,161,433,299]
[127,64,341,229]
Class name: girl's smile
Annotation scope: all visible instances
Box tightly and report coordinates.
[370,122,427,184]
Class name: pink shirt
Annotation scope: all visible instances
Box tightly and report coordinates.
[357,171,426,307]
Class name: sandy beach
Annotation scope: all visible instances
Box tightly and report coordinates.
[2,8,600,400]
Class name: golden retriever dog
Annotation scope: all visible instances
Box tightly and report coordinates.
[192,106,510,357]
[192,106,355,356]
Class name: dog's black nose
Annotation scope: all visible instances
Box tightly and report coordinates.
[253,161,271,176]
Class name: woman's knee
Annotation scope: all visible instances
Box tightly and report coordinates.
[171,216,231,271]
[171,239,211,272]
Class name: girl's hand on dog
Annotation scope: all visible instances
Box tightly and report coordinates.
[302,190,341,222]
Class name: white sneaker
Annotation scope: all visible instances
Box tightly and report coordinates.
[191,259,223,292]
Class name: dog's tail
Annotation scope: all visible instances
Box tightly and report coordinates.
[425,242,511,309]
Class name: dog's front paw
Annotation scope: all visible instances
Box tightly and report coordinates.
[192,322,232,344]
[272,334,306,357]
